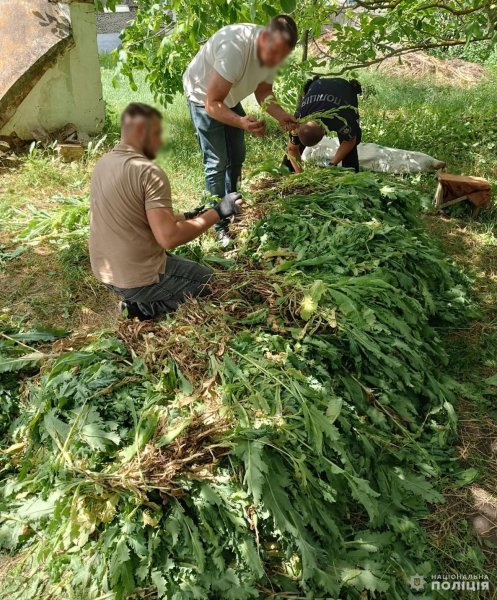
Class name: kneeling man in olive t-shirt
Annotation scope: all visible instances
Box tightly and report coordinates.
[89,102,242,320]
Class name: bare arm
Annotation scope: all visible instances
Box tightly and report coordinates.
[147,207,220,250]
[205,71,265,136]
[255,82,297,130]
[331,138,357,166]
[287,140,303,174]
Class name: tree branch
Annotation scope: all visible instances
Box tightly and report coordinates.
[353,0,403,9]
[318,35,492,76]
[417,2,490,16]
[352,0,490,15]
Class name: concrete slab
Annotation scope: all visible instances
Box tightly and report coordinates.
[0,0,74,130]
[0,1,105,140]
[96,9,135,34]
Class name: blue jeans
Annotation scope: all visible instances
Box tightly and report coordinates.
[188,101,246,232]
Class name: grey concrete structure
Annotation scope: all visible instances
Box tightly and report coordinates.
[0,0,105,140]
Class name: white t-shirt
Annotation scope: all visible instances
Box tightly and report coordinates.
[183,24,277,108]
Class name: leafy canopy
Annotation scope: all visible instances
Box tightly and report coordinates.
[96,0,496,106]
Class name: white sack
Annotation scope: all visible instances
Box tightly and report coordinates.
[302,138,446,174]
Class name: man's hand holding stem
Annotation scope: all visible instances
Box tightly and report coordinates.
[205,71,296,137]
[255,82,298,131]
[240,115,266,137]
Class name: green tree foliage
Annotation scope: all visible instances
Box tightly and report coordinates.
[100,0,329,105]
[329,0,497,73]
[96,0,496,106]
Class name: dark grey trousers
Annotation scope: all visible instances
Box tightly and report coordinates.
[107,254,213,319]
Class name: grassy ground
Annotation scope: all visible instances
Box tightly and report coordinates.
[1,61,497,594]
[359,69,497,182]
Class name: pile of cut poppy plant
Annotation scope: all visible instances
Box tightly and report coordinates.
[0,168,474,599]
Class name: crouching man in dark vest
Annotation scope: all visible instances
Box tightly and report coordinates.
[284,77,363,173]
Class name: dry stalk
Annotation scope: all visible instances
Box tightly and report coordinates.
[100,414,232,497]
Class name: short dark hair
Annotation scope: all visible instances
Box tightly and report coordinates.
[121,103,162,125]
[268,15,298,49]
[304,75,320,96]
[298,121,325,147]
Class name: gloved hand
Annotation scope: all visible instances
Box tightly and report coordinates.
[213,192,242,220]
[183,204,208,220]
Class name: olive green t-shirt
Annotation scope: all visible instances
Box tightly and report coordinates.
[89,143,172,288]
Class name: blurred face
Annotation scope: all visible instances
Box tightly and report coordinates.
[258,30,293,68]
[142,115,163,160]
[126,115,163,159]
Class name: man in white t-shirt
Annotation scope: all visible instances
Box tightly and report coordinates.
[183,15,298,245]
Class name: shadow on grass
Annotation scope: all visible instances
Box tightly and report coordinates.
[423,209,497,581]
[0,241,118,331]
[425,214,497,308]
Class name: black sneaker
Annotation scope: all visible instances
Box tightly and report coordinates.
[118,301,150,321]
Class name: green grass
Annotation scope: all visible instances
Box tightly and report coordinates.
[1,63,496,332]
[359,69,497,182]
[0,67,283,330]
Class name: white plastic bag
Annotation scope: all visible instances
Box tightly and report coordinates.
[302,138,446,174]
